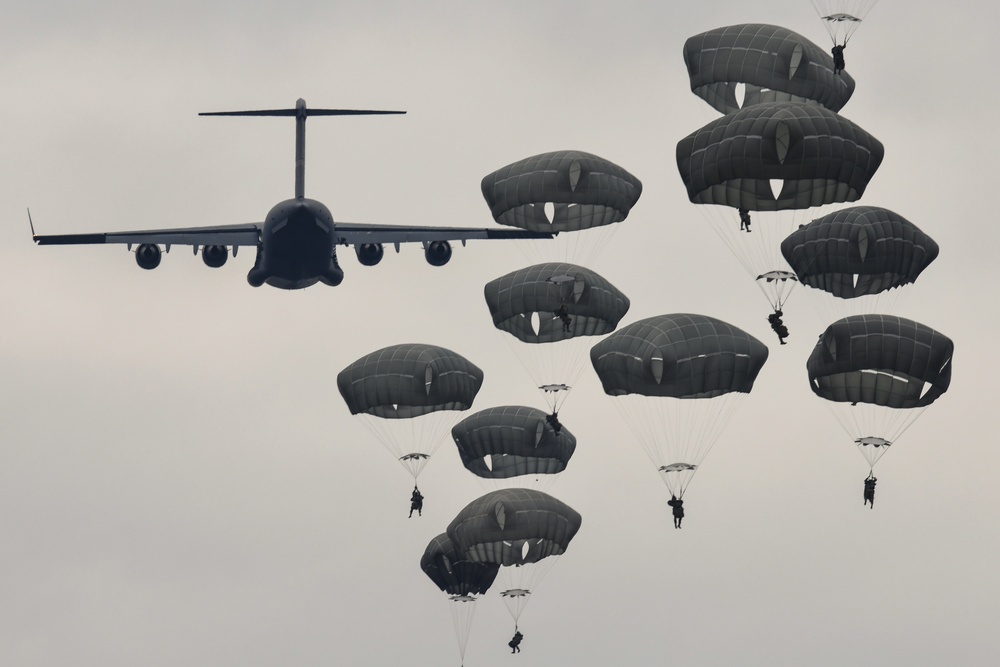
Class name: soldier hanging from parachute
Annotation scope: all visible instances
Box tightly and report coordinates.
[806,315,953,507]
[591,314,769,526]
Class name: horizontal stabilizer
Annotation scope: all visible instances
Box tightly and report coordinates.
[198,99,406,118]
[200,108,405,117]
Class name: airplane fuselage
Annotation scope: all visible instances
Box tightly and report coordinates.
[247,197,343,289]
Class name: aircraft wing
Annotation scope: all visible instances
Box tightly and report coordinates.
[334,223,552,245]
[32,222,262,248]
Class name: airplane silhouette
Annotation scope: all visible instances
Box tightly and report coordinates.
[32,98,552,289]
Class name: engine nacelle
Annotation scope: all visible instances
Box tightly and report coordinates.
[202,245,229,268]
[135,243,162,270]
[355,242,384,266]
[424,240,452,267]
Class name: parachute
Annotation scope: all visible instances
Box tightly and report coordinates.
[447,488,582,626]
[676,101,884,312]
[683,24,855,115]
[481,151,642,265]
[451,406,576,489]
[421,533,500,666]
[807,315,953,468]
[781,206,939,318]
[810,0,879,46]
[591,314,768,500]
[484,262,630,412]
[337,343,484,485]
[676,102,883,211]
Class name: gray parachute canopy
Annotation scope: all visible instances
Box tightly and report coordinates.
[781,206,939,298]
[451,406,576,479]
[481,150,642,232]
[807,315,953,408]
[420,533,500,597]
[447,488,582,566]
[676,102,883,211]
[337,343,484,418]
[684,23,855,114]
[591,314,769,398]
[484,262,631,344]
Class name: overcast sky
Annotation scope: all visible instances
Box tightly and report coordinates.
[3,1,998,666]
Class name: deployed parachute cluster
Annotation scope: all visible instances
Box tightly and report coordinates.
[334,7,953,663]
[677,8,951,502]
[678,22,885,319]
[339,148,641,663]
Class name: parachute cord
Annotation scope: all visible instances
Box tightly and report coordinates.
[887,408,925,445]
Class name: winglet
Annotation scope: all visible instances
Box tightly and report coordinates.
[27,208,37,241]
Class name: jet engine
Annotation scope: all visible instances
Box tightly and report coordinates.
[135,243,162,270]
[355,242,384,266]
[424,240,452,267]
[202,245,229,268]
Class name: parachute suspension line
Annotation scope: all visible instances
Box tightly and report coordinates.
[497,555,560,624]
[680,392,747,496]
[541,384,573,415]
[875,287,908,317]
[621,395,675,492]
[447,595,479,666]
[810,0,879,46]
[745,208,813,278]
[500,589,531,625]
[857,438,890,469]
[756,274,797,311]
[562,222,620,268]
[825,402,928,466]
[610,392,747,498]
[808,282,912,324]
[496,329,591,411]
[695,204,830,313]
[513,218,621,268]
[697,205,759,278]
[882,406,929,448]
[355,410,460,480]
[845,403,926,445]
[502,332,544,398]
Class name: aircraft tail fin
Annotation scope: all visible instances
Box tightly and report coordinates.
[198,99,404,199]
